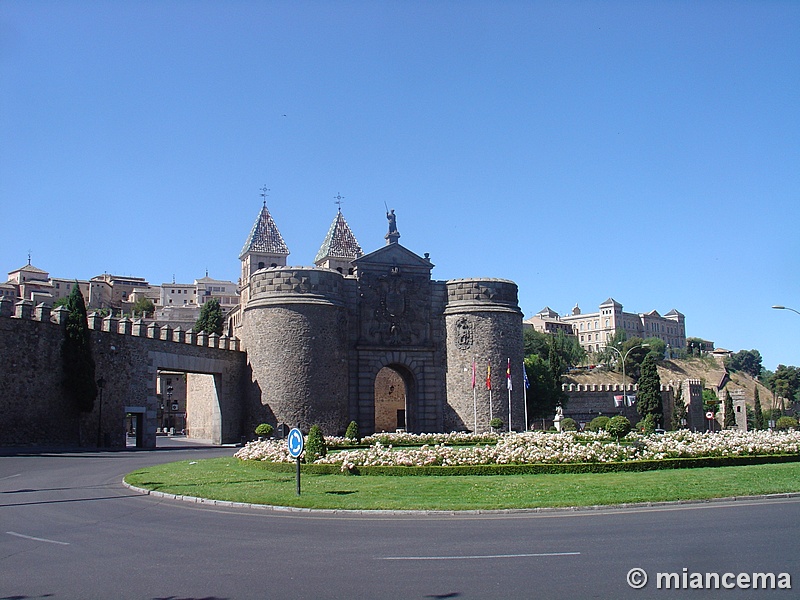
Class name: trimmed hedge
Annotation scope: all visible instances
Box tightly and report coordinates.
[242,453,800,477]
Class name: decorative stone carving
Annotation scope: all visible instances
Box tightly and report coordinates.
[358,268,430,347]
[455,317,472,349]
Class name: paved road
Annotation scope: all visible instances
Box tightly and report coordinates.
[2,443,799,599]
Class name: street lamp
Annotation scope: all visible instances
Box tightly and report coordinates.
[605,343,649,408]
[772,305,800,316]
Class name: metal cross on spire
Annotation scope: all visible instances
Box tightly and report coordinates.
[260,185,271,207]
[334,193,345,212]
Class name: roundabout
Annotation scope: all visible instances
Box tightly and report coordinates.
[2,438,799,599]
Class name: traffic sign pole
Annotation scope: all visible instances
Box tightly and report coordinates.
[287,427,304,496]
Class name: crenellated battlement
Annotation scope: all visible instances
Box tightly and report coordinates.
[246,266,349,307]
[0,296,241,351]
[561,380,692,393]
[444,278,521,315]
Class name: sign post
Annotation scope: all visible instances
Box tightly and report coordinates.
[287,427,304,495]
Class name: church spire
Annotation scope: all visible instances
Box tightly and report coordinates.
[315,195,363,272]
[239,198,289,260]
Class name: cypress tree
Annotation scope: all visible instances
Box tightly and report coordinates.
[62,284,97,412]
[723,389,736,428]
[636,353,663,423]
[753,386,764,430]
[194,298,224,335]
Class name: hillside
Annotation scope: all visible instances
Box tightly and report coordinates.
[563,354,775,409]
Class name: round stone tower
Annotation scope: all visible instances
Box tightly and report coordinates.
[444,278,524,432]
[239,267,350,434]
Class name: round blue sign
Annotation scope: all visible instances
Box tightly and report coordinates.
[287,427,304,458]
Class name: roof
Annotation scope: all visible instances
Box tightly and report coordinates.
[239,204,290,259]
[9,263,48,275]
[599,297,622,307]
[315,210,363,263]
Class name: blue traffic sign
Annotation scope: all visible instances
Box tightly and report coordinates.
[287,427,304,458]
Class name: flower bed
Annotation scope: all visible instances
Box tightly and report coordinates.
[234,430,800,474]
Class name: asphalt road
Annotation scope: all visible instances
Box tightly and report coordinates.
[1,441,799,600]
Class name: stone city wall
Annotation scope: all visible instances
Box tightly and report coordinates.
[0,298,246,448]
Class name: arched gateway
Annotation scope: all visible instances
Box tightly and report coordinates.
[235,206,525,436]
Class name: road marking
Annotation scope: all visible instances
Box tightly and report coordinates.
[379,551,580,561]
[0,473,22,481]
[6,531,70,545]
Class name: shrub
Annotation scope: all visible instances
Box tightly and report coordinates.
[304,425,327,462]
[255,423,273,437]
[775,416,798,430]
[489,418,504,430]
[345,421,360,441]
[587,416,610,432]
[560,418,578,431]
[636,413,658,435]
[607,415,632,441]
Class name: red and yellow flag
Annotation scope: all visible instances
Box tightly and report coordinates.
[486,360,492,390]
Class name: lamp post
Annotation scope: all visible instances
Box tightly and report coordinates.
[772,305,800,316]
[166,385,174,433]
[96,377,106,447]
[606,343,649,410]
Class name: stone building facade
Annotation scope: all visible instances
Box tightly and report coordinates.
[235,205,525,436]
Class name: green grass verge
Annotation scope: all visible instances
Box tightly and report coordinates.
[125,458,800,511]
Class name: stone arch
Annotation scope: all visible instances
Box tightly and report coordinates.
[358,350,433,434]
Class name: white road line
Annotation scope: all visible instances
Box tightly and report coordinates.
[0,473,22,481]
[6,531,70,545]
[380,551,580,560]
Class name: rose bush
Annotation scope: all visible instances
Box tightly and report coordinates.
[234,429,800,473]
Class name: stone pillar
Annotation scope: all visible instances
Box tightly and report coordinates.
[15,299,33,320]
[0,296,12,317]
[173,326,185,344]
[160,324,172,342]
[146,322,159,339]
[87,311,102,330]
[35,303,51,322]
[118,317,132,335]
[102,313,118,333]
[52,305,69,325]
[132,319,146,337]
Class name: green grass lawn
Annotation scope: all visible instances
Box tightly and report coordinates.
[124,458,800,511]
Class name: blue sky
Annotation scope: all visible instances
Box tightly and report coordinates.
[1,1,798,370]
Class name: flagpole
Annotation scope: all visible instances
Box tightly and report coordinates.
[472,358,477,433]
[523,361,529,431]
[508,386,512,433]
[507,358,512,433]
[523,378,528,432]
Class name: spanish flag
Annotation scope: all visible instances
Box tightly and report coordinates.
[486,360,491,390]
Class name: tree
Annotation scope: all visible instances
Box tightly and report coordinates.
[642,337,666,360]
[523,329,582,421]
[765,365,800,408]
[607,415,632,441]
[132,297,155,318]
[345,421,360,441]
[194,298,224,335]
[636,353,663,424]
[723,389,736,428]
[725,349,763,378]
[304,425,327,463]
[753,386,764,430]
[61,284,97,413]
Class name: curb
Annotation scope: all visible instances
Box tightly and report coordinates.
[121,480,800,516]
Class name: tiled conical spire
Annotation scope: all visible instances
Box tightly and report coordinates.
[315,209,363,264]
[239,203,289,260]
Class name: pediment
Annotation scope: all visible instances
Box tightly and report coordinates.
[354,243,434,273]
